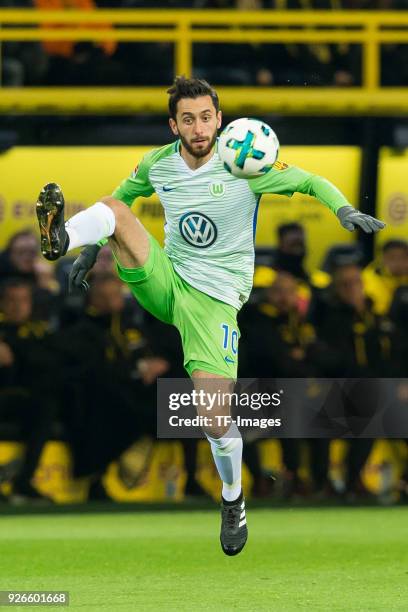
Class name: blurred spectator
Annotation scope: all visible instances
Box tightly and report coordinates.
[255,223,331,313]
[240,270,326,377]
[0,230,59,319]
[90,244,115,276]
[0,278,57,502]
[310,263,398,500]
[34,0,127,85]
[274,222,309,281]
[0,231,39,282]
[239,271,331,498]
[256,223,331,288]
[0,221,406,506]
[320,242,364,275]
[60,42,127,86]
[389,284,408,374]
[312,263,397,376]
[56,244,115,295]
[362,239,408,316]
[120,0,193,5]
[278,438,331,499]
[35,0,116,57]
[95,0,174,84]
[0,278,36,326]
[195,0,271,7]
[318,378,385,500]
[58,273,158,496]
[0,0,48,86]
[251,0,361,87]
[390,285,408,334]
[378,0,408,84]
[3,0,404,88]
[143,313,212,498]
[194,0,286,86]
[193,0,255,85]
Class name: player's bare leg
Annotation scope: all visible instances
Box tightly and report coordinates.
[192,370,247,556]
[100,196,150,268]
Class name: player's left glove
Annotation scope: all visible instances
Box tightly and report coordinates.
[68,244,101,292]
[337,205,386,233]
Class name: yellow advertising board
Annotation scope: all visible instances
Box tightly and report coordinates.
[376,148,408,251]
[0,145,360,270]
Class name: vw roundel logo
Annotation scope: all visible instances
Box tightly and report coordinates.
[179,211,217,248]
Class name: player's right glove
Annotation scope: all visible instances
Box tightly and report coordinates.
[337,205,386,233]
[68,244,101,292]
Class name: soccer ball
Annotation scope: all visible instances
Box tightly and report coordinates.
[218,117,279,179]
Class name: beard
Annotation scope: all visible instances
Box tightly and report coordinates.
[179,129,218,159]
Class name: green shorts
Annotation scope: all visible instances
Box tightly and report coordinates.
[115,235,239,378]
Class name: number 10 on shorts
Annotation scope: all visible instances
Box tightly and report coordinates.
[221,324,238,355]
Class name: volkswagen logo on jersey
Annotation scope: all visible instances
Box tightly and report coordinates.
[179,212,217,248]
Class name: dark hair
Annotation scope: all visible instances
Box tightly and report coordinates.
[6,230,37,251]
[332,262,362,275]
[277,222,304,239]
[382,239,408,254]
[88,272,120,288]
[86,273,122,307]
[167,76,219,119]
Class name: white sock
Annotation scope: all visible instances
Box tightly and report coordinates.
[206,422,242,502]
[65,202,116,251]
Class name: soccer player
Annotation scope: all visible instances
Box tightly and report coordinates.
[35,76,385,556]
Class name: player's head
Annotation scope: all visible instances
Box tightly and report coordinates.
[167,76,221,158]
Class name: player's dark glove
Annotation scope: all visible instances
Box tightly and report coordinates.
[68,244,101,292]
[337,205,386,233]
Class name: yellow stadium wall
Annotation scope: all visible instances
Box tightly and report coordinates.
[0,145,360,270]
[376,147,408,251]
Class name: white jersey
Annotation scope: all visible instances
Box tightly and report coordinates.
[112,140,348,310]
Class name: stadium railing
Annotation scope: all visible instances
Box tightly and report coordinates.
[0,9,407,115]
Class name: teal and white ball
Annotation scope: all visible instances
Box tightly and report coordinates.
[218,117,279,179]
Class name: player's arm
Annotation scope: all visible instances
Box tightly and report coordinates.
[249,161,385,233]
[69,155,155,292]
[109,156,155,206]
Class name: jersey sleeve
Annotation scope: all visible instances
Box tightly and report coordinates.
[248,160,351,215]
[111,152,156,206]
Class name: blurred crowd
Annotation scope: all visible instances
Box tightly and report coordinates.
[1,225,408,505]
[1,0,407,88]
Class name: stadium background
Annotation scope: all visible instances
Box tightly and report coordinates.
[0,3,408,507]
